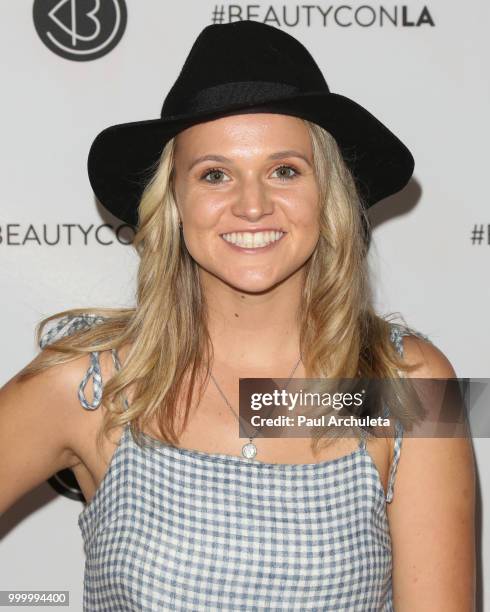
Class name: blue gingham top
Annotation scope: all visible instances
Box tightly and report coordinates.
[40,315,429,611]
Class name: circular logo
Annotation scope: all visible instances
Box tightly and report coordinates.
[33,0,127,62]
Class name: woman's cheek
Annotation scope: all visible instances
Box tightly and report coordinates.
[180,189,219,225]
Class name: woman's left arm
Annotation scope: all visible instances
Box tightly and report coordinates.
[388,336,476,611]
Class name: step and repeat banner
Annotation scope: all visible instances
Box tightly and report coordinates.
[1,1,488,609]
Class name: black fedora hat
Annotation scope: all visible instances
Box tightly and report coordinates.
[87,20,414,228]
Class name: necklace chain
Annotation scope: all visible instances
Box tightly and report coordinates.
[209,355,302,459]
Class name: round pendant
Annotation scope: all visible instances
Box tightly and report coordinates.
[242,442,257,459]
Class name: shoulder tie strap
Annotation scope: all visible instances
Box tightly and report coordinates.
[385,417,404,503]
[385,322,431,503]
[39,314,107,350]
[389,322,431,364]
[39,314,109,411]
[358,425,367,451]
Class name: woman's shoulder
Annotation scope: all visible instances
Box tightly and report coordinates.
[0,341,119,513]
[36,312,133,407]
[398,331,457,379]
[34,346,116,456]
[27,313,131,462]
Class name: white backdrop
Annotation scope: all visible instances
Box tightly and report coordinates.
[1,1,488,609]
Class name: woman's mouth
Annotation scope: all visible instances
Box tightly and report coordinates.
[220,230,285,253]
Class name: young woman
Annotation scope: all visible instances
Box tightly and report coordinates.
[0,20,475,611]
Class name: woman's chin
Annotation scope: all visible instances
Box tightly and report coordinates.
[198,262,299,293]
[220,273,288,294]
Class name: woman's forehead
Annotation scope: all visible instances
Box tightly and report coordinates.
[174,113,312,156]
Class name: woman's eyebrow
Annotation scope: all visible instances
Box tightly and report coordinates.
[268,150,312,166]
[187,150,312,171]
[188,154,230,171]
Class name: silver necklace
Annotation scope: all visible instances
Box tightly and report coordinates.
[209,356,302,459]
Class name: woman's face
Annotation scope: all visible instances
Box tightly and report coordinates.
[173,113,320,293]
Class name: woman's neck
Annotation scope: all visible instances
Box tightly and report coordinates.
[202,271,304,371]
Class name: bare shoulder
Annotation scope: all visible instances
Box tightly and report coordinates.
[401,333,457,378]
[1,352,93,455]
[388,332,476,609]
[65,347,127,467]
[0,348,108,513]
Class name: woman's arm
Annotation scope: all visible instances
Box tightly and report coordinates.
[389,336,476,611]
[0,354,88,515]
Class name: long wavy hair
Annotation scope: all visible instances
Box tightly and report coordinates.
[17,118,425,455]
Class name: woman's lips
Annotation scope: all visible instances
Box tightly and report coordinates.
[220,233,286,254]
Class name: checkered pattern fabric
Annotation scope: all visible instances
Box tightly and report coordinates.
[39,316,430,610]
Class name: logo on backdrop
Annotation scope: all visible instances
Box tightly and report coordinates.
[32,0,127,61]
[209,4,435,28]
[0,223,135,245]
[470,224,490,246]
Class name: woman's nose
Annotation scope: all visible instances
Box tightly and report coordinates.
[231,174,274,221]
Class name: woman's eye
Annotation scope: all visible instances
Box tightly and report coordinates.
[272,165,299,180]
[201,168,229,183]
[200,165,299,183]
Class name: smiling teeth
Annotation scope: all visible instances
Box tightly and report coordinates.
[222,231,284,248]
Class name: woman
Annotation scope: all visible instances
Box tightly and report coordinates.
[0,20,475,611]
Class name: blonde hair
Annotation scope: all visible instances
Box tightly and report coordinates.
[18,119,424,455]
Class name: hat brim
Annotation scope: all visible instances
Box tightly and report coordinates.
[87,91,414,227]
